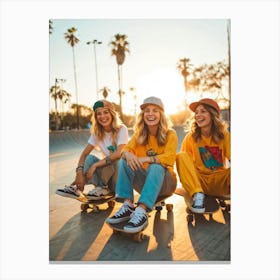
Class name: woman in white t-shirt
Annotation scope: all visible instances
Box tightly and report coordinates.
[56,100,129,200]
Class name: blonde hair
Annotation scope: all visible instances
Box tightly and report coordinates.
[134,108,169,146]
[191,104,226,143]
[90,107,123,146]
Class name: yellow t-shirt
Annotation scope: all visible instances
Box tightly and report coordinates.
[123,129,178,181]
[180,129,230,174]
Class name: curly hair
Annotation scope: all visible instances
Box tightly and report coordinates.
[90,108,123,146]
[190,104,226,143]
[134,108,169,146]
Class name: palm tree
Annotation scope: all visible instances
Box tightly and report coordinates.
[109,33,130,120]
[58,89,71,128]
[177,57,192,91]
[49,81,60,129]
[64,27,80,129]
[49,20,53,35]
[99,87,111,99]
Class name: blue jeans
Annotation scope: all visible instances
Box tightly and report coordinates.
[83,155,104,186]
[115,158,176,211]
[83,154,118,191]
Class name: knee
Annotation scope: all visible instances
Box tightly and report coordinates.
[118,158,127,168]
[85,154,98,163]
[176,151,190,164]
[148,163,164,173]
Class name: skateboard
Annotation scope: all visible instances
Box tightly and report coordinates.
[55,187,115,212]
[77,194,115,212]
[175,188,223,223]
[106,195,173,242]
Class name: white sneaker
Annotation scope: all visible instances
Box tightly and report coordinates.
[86,186,113,200]
[106,201,135,224]
[191,192,205,213]
[123,206,148,233]
[55,185,81,199]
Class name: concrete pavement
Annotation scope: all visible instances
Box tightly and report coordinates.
[49,129,230,262]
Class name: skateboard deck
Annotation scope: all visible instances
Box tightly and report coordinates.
[55,187,115,212]
[107,194,173,242]
[77,194,115,212]
[175,188,220,223]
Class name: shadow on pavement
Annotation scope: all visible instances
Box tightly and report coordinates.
[97,209,174,261]
[49,207,114,261]
[187,207,231,261]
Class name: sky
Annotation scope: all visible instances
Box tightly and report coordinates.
[49,19,229,115]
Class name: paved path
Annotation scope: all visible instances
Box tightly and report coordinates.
[49,130,230,262]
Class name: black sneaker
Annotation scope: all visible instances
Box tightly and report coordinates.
[191,192,205,213]
[55,185,81,199]
[123,207,148,233]
[86,186,113,200]
[106,202,135,224]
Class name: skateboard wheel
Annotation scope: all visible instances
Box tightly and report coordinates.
[166,204,173,212]
[81,204,89,211]
[108,200,115,208]
[155,205,163,211]
[187,214,193,223]
[219,200,227,208]
[134,232,144,243]
[93,205,100,212]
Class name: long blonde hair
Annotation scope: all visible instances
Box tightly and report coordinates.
[191,104,226,143]
[134,108,169,146]
[90,108,123,146]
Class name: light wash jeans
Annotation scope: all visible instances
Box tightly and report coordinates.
[115,158,176,211]
[83,155,103,186]
[83,154,117,191]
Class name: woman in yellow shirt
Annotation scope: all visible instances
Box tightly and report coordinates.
[106,96,178,233]
[176,98,230,213]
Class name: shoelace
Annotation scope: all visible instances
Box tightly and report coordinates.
[64,185,77,194]
[115,204,131,217]
[129,210,146,225]
[193,194,204,206]
[88,186,103,195]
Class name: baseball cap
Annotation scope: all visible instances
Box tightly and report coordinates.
[140,96,164,111]
[189,98,220,113]
[93,100,115,112]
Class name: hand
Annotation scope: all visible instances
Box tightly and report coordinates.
[73,174,85,191]
[85,165,97,181]
[124,152,143,171]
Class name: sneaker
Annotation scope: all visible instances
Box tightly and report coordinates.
[123,206,148,233]
[106,201,135,224]
[191,192,205,213]
[86,186,113,200]
[55,185,81,199]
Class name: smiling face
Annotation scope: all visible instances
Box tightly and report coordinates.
[95,107,113,130]
[143,104,161,127]
[194,104,212,129]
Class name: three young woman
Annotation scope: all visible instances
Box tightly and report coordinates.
[56,99,128,200]
[56,96,230,231]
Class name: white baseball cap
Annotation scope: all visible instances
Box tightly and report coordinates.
[140,96,164,111]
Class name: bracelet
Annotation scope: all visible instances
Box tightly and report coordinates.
[75,165,84,172]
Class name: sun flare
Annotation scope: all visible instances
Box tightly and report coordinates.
[123,68,186,116]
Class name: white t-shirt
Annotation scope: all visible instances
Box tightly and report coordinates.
[88,125,128,157]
